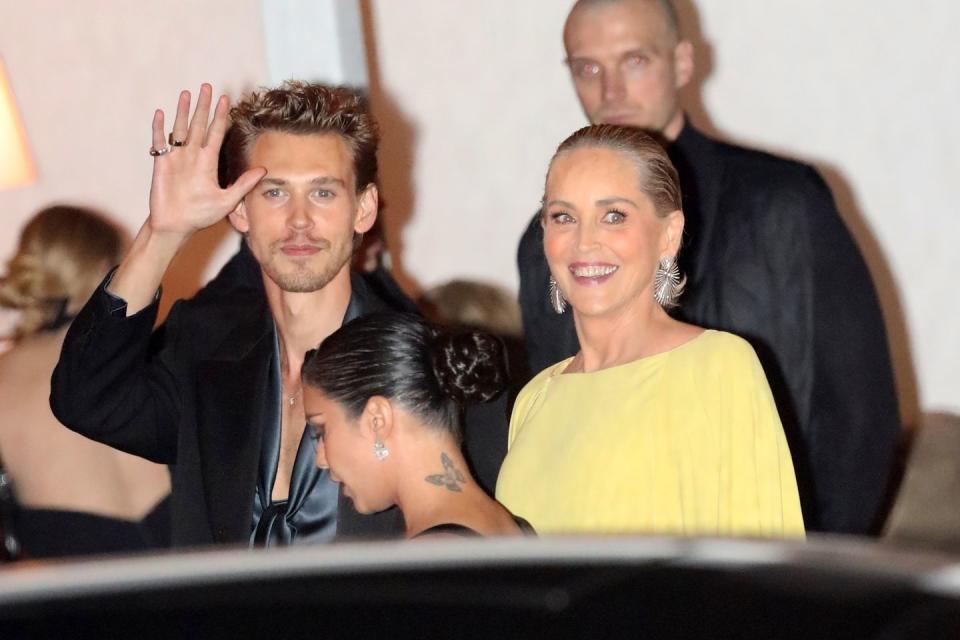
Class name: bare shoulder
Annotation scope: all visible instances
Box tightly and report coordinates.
[0,349,12,407]
[0,341,27,389]
[0,334,61,373]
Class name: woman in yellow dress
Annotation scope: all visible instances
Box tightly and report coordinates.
[496,125,804,537]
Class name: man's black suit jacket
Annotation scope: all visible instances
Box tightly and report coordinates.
[51,245,403,547]
[517,123,900,535]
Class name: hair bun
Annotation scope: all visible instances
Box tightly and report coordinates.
[431,330,508,405]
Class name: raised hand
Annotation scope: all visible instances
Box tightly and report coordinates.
[107,84,266,314]
[147,84,265,238]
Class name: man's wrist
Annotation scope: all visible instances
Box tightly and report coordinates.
[143,216,194,251]
[101,267,161,315]
[106,221,186,314]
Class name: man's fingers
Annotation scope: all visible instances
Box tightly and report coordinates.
[186,83,213,144]
[204,95,231,150]
[151,109,166,152]
[224,167,267,206]
[169,90,191,145]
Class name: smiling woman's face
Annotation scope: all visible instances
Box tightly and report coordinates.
[303,385,392,514]
[542,146,681,320]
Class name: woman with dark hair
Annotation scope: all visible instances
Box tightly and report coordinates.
[301,313,528,538]
[497,125,804,537]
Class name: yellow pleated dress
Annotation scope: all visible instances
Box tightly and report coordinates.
[496,330,804,538]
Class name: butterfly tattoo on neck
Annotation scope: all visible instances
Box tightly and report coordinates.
[425,452,466,492]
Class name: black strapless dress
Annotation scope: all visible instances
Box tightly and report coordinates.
[412,516,536,539]
[13,496,171,559]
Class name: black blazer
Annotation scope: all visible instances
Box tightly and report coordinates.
[517,123,900,535]
[51,246,403,547]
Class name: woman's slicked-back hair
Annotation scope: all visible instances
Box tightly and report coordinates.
[219,81,379,192]
[0,205,124,336]
[301,313,508,443]
[550,124,682,217]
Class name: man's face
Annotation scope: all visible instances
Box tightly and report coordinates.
[564,0,692,139]
[229,131,377,293]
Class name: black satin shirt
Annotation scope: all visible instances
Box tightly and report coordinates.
[249,294,366,546]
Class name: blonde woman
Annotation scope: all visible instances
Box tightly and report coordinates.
[497,126,804,538]
[0,206,170,558]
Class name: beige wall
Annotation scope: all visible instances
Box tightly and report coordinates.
[366,0,959,420]
[0,0,268,320]
[1,1,956,418]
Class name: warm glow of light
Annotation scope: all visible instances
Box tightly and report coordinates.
[0,58,35,190]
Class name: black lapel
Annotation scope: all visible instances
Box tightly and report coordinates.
[194,271,404,543]
[347,271,394,318]
[196,292,274,543]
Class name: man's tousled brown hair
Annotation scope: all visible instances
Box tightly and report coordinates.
[219,81,379,192]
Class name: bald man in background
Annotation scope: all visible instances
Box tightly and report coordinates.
[516,0,899,534]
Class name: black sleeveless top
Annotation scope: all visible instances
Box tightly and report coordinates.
[412,516,536,539]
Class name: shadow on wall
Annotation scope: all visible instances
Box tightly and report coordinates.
[672,0,919,431]
[359,0,422,298]
[817,164,920,431]
[672,0,718,136]
[157,221,235,324]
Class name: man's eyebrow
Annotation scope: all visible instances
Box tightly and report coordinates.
[597,197,639,208]
[566,48,659,66]
[310,177,347,187]
[620,47,655,57]
[258,177,347,187]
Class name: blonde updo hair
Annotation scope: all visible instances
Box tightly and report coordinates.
[0,205,124,336]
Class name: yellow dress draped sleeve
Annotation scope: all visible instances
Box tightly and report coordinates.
[496,330,804,538]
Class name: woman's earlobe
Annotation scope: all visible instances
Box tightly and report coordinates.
[666,209,685,252]
[363,395,394,439]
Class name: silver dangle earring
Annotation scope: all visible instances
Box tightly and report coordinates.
[548,275,567,314]
[372,417,389,460]
[653,255,686,308]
